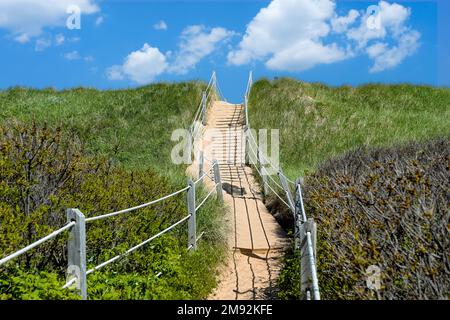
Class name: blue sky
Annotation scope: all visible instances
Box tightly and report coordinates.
[0,0,448,102]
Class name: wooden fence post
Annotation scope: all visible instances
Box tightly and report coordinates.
[202,91,207,125]
[187,180,197,251]
[198,150,204,184]
[213,160,223,202]
[67,208,87,300]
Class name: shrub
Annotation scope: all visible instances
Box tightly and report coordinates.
[0,122,226,299]
[296,138,449,299]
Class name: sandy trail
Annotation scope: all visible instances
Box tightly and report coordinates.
[188,101,289,300]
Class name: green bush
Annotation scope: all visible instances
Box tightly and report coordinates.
[0,122,226,300]
[280,139,450,299]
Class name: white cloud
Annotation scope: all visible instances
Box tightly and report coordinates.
[347,1,411,47]
[170,25,235,74]
[55,33,65,45]
[95,16,104,26]
[153,20,167,31]
[227,0,348,71]
[64,50,81,60]
[0,0,99,42]
[228,0,420,73]
[331,9,359,33]
[106,65,124,81]
[107,43,168,84]
[35,38,51,51]
[367,30,420,73]
[345,1,420,72]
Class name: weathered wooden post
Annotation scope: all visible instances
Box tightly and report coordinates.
[299,218,319,300]
[294,178,307,250]
[202,91,207,125]
[198,150,204,184]
[66,208,87,300]
[212,160,223,202]
[187,180,197,250]
[261,166,269,197]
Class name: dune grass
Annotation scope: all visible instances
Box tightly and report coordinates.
[0,82,204,182]
[248,78,450,179]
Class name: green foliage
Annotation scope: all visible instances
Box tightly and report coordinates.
[0,82,205,180]
[0,120,226,300]
[249,78,450,179]
[281,139,450,299]
[0,268,79,300]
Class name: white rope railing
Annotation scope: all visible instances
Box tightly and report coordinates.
[244,71,320,300]
[195,183,219,212]
[0,222,76,266]
[83,214,191,277]
[3,72,225,300]
[85,186,191,222]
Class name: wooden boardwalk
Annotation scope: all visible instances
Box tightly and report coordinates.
[203,101,289,300]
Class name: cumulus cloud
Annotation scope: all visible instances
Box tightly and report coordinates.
[366,30,420,73]
[346,1,420,72]
[227,0,347,71]
[331,9,359,33]
[228,0,420,73]
[153,20,168,31]
[107,44,168,84]
[108,25,234,84]
[0,0,99,42]
[169,25,235,74]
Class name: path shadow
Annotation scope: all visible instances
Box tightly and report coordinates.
[222,182,246,197]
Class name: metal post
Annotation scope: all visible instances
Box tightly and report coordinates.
[202,91,207,125]
[187,180,197,250]
[198,150,204,184]
[212,160,223,202]
[278,169,295,212]
[67,208,87,300]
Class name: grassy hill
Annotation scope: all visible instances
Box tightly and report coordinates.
[248,78,450,299]
[0,82,204,180]
[248,78,450,179]
[0,83,226,300]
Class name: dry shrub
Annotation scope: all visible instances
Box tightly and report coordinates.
[303,138,449,299]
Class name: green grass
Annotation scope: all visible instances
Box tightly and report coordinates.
[0,82,227,300]
[0,82,204,182]
[248,78,450,300]
[249,78,450,179]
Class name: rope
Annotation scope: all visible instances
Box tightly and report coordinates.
[247,144,284,191]
[194,172,208,185]
[86,215,191,275]
[85,186,191,222]
[250,160,292,210]
[0,221,76,266]
[195,184,219,212]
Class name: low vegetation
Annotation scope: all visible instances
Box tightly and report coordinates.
[279,139,449,299]
[248,78,450,299]
[249,78,450,178]
[0,82,226,300]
